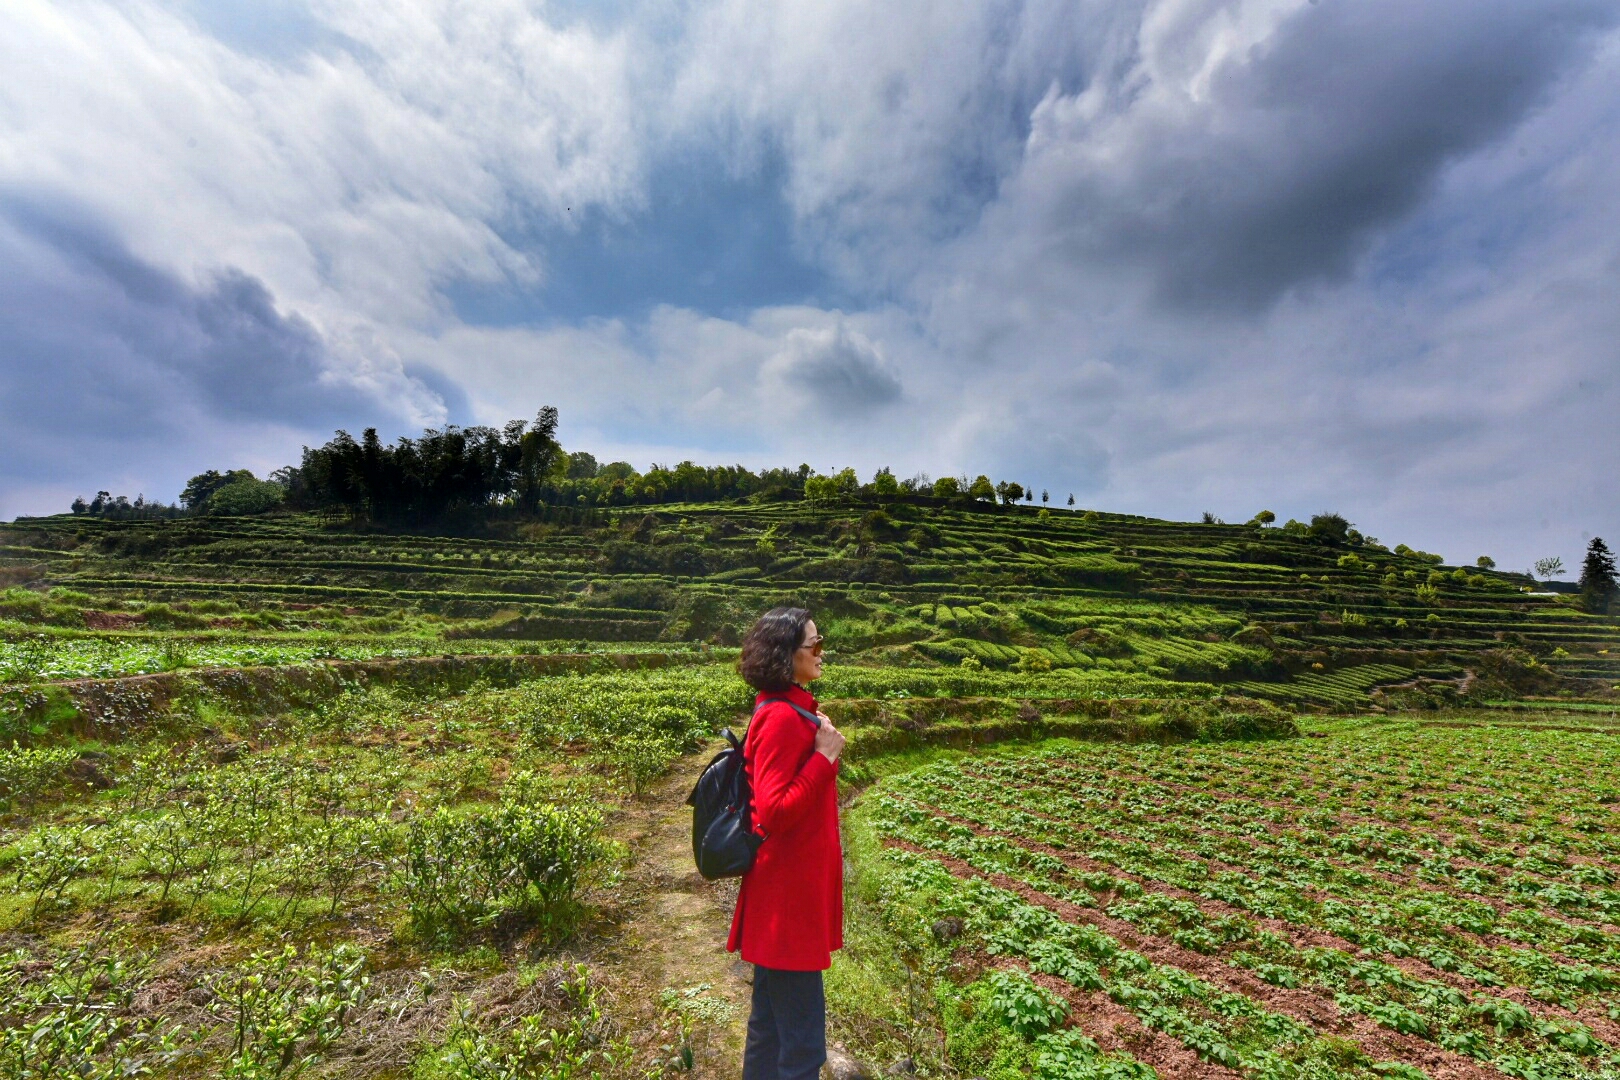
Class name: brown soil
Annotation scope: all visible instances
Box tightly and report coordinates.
[590,746,752,1077]
[919,803,1620,1049]
[83,611,144,630]
[885,839,1504,1080]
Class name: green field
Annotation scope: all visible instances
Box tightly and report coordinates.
[858,721,1620,1079]
[1,498,1616,1078]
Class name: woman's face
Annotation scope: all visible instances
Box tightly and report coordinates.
[792,618,823,685]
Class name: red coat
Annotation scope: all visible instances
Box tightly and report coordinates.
[726,684,843,971]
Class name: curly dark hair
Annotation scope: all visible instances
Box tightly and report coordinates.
[738,606,813,692]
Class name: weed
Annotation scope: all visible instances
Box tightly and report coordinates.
[403,796,605,939]
[205,943,369,1079]
[416,966,632,1080]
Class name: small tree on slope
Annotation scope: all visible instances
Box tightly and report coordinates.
[1580,537,1617,614]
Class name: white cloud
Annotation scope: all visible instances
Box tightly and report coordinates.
[2,0,1618,576]
[0,0,643,327]
[763,324,901,413]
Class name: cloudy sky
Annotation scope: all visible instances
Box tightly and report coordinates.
[3,0,1618,572]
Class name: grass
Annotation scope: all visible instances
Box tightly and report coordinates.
[1,493,1617,1077]
[840,715,1620,1078]
[4,498,1614,712]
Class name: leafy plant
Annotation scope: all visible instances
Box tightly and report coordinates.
[205,943,368,1079]
[420,967,631,1080]
[985,968,1067,1037]
[403,796,605,937]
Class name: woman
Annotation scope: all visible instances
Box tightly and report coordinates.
[728,606,846,1080]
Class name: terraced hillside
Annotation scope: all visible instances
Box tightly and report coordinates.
[857,720,1620,1079]
[3,499,1615,710]
[3,497,1618,1080]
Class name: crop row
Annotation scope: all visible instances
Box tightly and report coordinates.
[939,741,1620,951]
[0,637,438,685]
[862,728,1620,1078]
[890,765,1620,1004]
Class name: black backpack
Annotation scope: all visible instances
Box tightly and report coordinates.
[687,696,820,880]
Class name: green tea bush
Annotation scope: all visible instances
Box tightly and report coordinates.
[205,943,368,1079]
[817,665,1208,703]
[594,732,679,796]
[137,603,210,630]
[513,668,747,748]
[1186,700,1298,741]
[419,966,631,1080]
[71,751,412,923]
[9,824,103,919]
[0,589,92,627]
[403,787,605,937]
[0,941,182,1080]
[0,742,78,808]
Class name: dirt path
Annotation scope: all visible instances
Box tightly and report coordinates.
[600,747,752,1078]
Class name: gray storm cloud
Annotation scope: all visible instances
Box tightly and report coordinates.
[1012,0,1617,311]
[0,194,420,483]
[768,325,903,413]
[1,0,1617,570]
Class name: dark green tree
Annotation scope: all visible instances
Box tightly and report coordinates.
[566,451,599,479]
[1579,538,1617,613]
[869,467,900,496]
[181,469,254,511]
[512,406,564,512]
[1308,512,1352,545]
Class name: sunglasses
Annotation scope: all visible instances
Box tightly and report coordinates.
[797,634,824,656]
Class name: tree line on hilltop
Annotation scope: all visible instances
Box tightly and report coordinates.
[66,406,1061,525]
[57,406,1620,612]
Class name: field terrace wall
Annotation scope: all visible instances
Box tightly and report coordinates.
[830,693,1299,758]
[0,649,691,740]
[3,499,1617,711]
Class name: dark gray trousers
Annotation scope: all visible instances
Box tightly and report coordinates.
[741,966,826,1080]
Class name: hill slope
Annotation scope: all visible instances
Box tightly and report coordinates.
[4,498,1615,710]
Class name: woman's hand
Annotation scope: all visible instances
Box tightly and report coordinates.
[814,713,845,762]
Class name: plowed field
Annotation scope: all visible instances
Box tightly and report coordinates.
[861,721,1620,1079]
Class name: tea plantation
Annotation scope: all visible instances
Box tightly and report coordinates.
[1,498,1616,1079]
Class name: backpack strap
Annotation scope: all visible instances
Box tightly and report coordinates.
[755,695,822,729]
